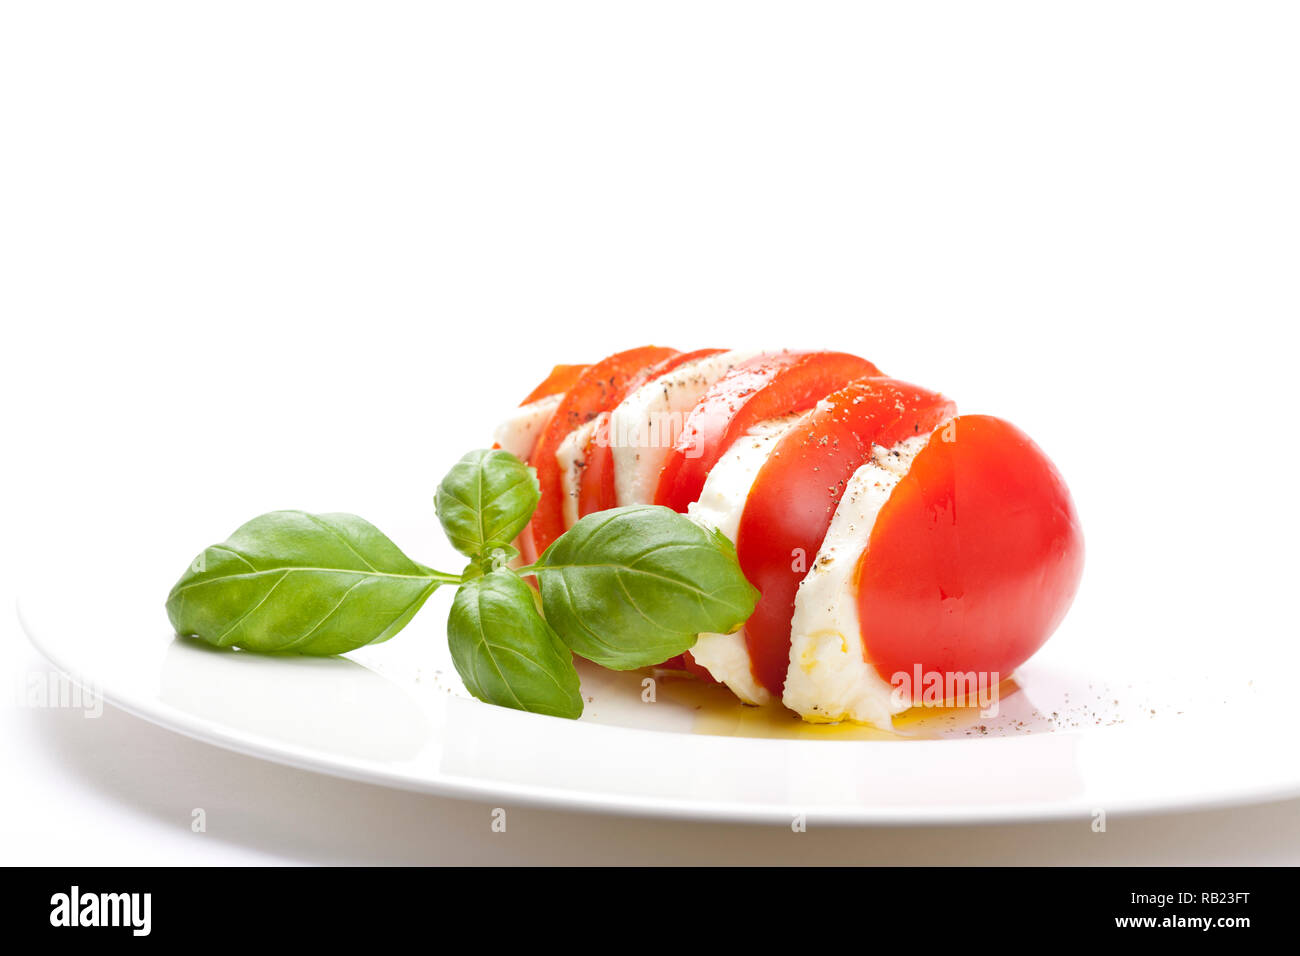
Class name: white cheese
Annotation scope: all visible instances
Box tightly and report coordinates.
[492,393,563,461]
[782,431,936,727]
[555,415,602,530]
[609,349,765,507]
[686,414,805,705]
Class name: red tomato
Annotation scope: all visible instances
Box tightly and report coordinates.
[519,364,590,405]
[575,348,727,518]
[678,653,717,682]
[493,363,589,454]
[576,411,616,518]
[571,347,727,678]
[655,351,883,512]
[736,378,956,696]
[650,652,718,682]
[501,364,587,562]
[857,415,1084,688]
[526,346,679,557]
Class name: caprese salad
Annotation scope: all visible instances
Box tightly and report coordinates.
[495,346,1085,727]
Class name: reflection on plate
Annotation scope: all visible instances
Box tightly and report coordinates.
[16,568,1299,825]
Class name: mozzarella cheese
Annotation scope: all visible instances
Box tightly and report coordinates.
[555,414,603,530]
[686,414,805,705]
[494,355,952,729]
[492,393,562,461]
[782,431,937,726]
[609,349,765,507]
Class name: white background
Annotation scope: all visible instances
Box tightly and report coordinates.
[3,1,1298,864]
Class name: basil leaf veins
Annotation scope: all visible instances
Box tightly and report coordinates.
[165,448,763,722]
[166,510,454,655]
[529,505,760,670]
[447,570,583,718]
[435,448,539,561]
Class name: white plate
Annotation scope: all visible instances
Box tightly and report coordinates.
[18,538,1300,826]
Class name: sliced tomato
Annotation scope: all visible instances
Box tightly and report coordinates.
[736,378,956,696]
[576,412,616,518]
[857,415,1084,687]
[502,364,587,559]
[648,651,719,682]
[575,348,727,518]
[526,346,679,558]
[679,652,717,682]
[520,364,589,406]
[655,351,883,512]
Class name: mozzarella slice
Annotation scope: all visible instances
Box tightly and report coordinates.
[555,415,603,530]
[493,393,563,461]
[609,349,765,507]
[782,430,938,726]
[687,414,806,705]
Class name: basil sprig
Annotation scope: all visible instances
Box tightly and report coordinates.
[166,449,759,719]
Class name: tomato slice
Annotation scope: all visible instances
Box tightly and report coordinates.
[736,378,956,696]
[679,652,717,682]
[857,415,1084,686]
[576,411,617,518]
[655,351,883,512]
[575,348,727,518]
[520,364,589,406]
[526,346,679,557]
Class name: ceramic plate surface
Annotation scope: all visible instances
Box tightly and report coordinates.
[18,528,1298,825]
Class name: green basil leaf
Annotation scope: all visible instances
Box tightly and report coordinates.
[531,505,760,670]
[166,510,450,655]
[435,449,539,559]
[447,570,583,719]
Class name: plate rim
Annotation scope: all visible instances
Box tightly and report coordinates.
[19,595,1300,827]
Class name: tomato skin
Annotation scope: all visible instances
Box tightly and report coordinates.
[574,348,726,518]
[655,351,883,513]
[736,378,956,697]
[857,415,1084,687]
[520,364,590,406]
[527,346,679,556]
